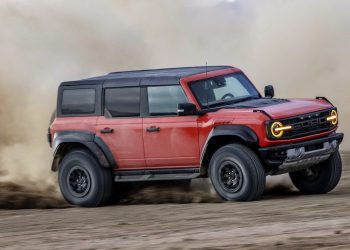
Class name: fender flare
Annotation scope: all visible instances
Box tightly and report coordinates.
[200,125,259,166]
[51,131,116,171]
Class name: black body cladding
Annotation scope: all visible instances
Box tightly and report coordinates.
[52,131,116,171]
[200,125,259,171]
[212,125,258,145]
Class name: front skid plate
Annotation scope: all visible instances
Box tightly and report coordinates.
[273,140,338,175]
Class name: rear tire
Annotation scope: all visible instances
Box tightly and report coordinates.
[209,144,266,201]
[289,150,342,194]
[58,150,113,207]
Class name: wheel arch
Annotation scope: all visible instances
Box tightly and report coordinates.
[51,131,116,171]
[200,125,259,176]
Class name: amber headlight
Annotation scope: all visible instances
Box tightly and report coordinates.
[327,109,338,125]
[270,121,292,138]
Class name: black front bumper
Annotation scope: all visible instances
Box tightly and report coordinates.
[259,133,344,175]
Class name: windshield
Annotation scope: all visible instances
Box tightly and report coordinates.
[189,73,260,108]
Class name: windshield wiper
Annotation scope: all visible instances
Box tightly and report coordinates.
[231,96,259,104]
[206,96,259,108]
[207,99,235,108]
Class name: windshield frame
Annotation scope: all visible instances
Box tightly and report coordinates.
[188,72,261,109]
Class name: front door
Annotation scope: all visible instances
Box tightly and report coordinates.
[143,85,200,168]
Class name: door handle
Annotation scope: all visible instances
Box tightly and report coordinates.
[146,126,160,132]
[100,127,114,134]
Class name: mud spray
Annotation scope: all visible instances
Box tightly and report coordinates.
[0,0,349,208]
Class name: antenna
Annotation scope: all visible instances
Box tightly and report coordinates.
[206,61,208,78]
[205,61,209,109]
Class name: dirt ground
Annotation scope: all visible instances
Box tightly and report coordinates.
[0,154,349,250]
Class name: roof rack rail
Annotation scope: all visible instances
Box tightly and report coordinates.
[108,65,232,75]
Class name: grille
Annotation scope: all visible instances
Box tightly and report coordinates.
[268,109,336,140]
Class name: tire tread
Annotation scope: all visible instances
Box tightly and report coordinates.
[59,149,113,207]
[209,143,266,201]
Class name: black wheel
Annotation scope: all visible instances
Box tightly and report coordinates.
[289,151,342,194]
[59,150,113,207]
[209,144,266,201]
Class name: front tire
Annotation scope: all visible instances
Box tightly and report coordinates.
[59,150,113,207]
[209,144,266,201]
[289,151,342,194]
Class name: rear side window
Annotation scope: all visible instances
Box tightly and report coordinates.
[104,87,140,117]
[148,85,187,116]
[61,89,96,115]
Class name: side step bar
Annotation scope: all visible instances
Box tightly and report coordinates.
[114,168,201,182]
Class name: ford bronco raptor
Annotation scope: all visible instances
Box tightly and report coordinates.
[48,66,343,207]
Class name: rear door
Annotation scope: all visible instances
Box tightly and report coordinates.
[142,84,200,168]
[96,86,145,170]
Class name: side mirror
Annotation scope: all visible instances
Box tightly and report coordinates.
[264,85,275,98]
[177,103,197,116]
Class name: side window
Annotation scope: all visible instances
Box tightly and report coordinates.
[61,88,96,115]
[104,87,140,117]
[148,85,188,116]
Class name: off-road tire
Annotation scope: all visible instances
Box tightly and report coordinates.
[209,144,266,201]
[59,150,113,207]
[289,150,342,194]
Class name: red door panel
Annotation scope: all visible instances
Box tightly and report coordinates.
[143,116,200,168]
[96,117,145,169]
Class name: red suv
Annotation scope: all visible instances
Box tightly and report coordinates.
[49,66,343,207]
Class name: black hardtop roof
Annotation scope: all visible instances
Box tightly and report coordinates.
[60,65,234,87]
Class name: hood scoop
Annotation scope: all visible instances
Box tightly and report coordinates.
[229,98,289,109]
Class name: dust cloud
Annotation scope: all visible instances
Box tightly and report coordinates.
[115,180,221,204]
[0,0,348,208]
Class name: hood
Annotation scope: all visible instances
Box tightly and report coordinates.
[223,98,333,120]
[252,98,333,119]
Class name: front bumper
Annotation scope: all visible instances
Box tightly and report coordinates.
[259,133,344,175]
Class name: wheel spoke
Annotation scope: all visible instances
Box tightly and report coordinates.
[67,166,91,197]
[219,161,243,193]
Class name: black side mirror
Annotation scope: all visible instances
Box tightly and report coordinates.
[177,103,197,116]
[264,85,275,98]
